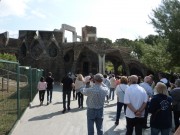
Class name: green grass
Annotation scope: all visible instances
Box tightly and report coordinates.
[0,80,32,135]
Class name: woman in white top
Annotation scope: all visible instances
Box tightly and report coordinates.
[115,76,129,125]
[74,74,85,108]
[37,76,47,106]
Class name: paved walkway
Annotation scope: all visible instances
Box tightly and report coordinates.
[11,83,161,135]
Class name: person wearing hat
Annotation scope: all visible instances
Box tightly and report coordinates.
[80,73,109,135]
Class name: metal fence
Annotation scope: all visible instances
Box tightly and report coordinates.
[0,59,43,135]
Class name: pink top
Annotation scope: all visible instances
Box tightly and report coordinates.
[37,81,47,91]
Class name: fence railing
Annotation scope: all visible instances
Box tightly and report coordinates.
[0,59,43,135]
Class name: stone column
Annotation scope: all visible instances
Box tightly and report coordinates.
[73,32,77,42]
[98,54,105,74]
[102,54,105,74]
[98,54,102,73]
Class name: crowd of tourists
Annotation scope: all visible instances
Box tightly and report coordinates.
[37,71,180,135]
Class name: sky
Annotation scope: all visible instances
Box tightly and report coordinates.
[0,0,162,42]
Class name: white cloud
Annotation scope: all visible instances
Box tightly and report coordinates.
[0,0,29,17]
[31,9,46,19]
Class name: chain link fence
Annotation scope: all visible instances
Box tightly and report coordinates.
[0,59,43,135]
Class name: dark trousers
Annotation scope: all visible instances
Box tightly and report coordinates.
[39,90,45,102]
[173,110,180,131]
[72,89,76,100]
[116,102,127,122]
[77,92,84,107]
[47,89,53,102]
[142,101,149,127]
[63,90,71,110]
[126,117,143,135]
[109,88,115,100]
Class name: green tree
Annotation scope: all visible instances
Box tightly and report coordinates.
[114,38,133,47]
[97,38,112,44]
[140,43,171,72]
[150,0,180,66]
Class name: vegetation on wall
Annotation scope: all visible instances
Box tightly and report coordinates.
[0,53,17,62]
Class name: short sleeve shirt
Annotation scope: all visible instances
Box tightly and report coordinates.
[124,84,148,118]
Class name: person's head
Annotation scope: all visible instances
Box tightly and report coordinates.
[40,76,45,82]
[48,72,52,76]
[67,72,71,77]
[103,74,107,78]
[94,73,104,83]
[120,76,128,84]
[158,72,165,79]
[155,82,168,95]
[149,74,154,83]
[175,79,180,87]
[84,76,91,83]
[129,75,138,84]
[144,76,151,84]
[77,74,84,81]
[116,75,121,80]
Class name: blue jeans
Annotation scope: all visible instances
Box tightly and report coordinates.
[87,108,104,135]
[151,128,171,135]
[47,89,53,102]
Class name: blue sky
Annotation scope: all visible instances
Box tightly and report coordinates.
[0,0,162,42]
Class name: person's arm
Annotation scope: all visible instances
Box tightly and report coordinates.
[80,85,89,96]
[126,103,137,113]
[135,102,147,117]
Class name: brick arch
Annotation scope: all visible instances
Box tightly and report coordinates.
[105,54,123,75]
[75,47,98,76]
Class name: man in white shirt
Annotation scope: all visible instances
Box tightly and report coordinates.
[124,75,148,135]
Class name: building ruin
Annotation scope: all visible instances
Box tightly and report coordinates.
[0,24,151,81]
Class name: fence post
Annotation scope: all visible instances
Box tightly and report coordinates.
[29,67,32,101]
[16,63,20,119]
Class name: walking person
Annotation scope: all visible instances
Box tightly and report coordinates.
[103,74,110,103]
[115,76,129,126]
[124,75,148,135]
[74,74,85,108]
[61,72,74,113]
[149,82,172,135]
[37,76,47,106]
[46,72,54,105]
[80,73,109,135]
[109,74,116,100]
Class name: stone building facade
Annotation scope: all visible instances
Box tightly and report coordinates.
[0,24,152,81]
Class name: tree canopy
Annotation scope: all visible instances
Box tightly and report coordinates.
[150,0,180,66]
